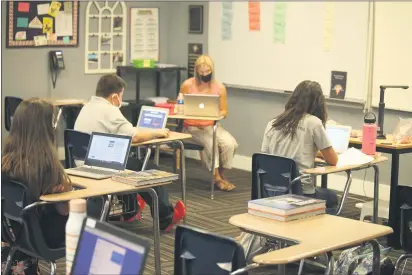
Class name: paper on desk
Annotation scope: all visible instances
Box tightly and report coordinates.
[336,148,374,168]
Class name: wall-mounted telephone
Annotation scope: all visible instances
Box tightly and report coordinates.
[49,50,65,88]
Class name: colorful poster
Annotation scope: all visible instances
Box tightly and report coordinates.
[273,2,287,43]
[330,71,347,99]
[18,2,30,12]
[43,17,53,34]
[221,2,233,40]
[324,3,335,51]
[15,31,26,40]
[37,3,49,15]
[248,1,260,31]
[29,16,43,29]
[48,1,61,17]
[16,17,29,28]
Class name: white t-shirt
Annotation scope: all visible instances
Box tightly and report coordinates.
[261,114,331,194]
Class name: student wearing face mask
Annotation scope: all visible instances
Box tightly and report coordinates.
[179,55,238,191]
[74,74,186,232]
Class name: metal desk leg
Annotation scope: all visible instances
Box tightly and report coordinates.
[277,241,286,275]
[176,140,187,223]
[210,123,218,200]
[141,146,152,171]
[324,252,334,275]
[154,144,160,166]
[321,174,328,189]
[372,165,380,224]
[388,152,401,248]
[368,239,381,275]
[100,195,112,221]
[335,171,353,216]
[148,188,161,275]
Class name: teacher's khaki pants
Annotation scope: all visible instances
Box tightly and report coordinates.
[184,124,238,171]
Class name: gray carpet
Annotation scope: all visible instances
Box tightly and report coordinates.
[39,155,412,275]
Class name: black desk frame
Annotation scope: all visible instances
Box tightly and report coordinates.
[116,66,187,102]
[320,143,412,249]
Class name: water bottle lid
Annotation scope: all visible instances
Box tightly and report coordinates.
[364,112,376,124]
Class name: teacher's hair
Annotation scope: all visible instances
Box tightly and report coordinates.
[1,98,71,198]
[272,80,327,139]
[194,55,216,84]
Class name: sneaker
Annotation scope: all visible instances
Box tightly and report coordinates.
[163,201,186,233]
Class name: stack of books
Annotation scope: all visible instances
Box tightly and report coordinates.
[248,194,326,222]
[112,169,178,186]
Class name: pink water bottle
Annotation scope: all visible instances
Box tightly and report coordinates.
[362,112,377,155]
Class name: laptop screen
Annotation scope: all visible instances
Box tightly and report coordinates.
[71,220,147,275]
[326,125,352,153]
[137,107,168,129]
[84,133,131,170]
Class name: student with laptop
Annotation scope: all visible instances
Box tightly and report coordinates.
[261,80,339,209]
[75,74,185,232]
[179,55,238,191]
[1,98,104,273]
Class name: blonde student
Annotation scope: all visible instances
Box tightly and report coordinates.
[261,80,339,210]
[179,55,238,191]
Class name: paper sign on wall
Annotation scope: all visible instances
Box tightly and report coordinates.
[17,17,29,28]
[47,33,57,41]
[248,1,260,31]
[18,2,30,13]
[15,31,26,40]
[55,12,73,37]
[43,17,53,34]
[29,16,43,29]
[64,2,73,14]
[37,4,49,15]
[34,35,47,46]
[48,1,61,17]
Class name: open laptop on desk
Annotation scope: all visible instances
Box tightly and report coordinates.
[65,132,132,179]
[136,106,168,130]
[326,125,352,154]
[184,94,220,117]
[71,218,150,275]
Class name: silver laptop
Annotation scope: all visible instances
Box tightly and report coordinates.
[326,125,352,154]
[184,94,220,117]
[66,132,132,179]
[136,106,168,129]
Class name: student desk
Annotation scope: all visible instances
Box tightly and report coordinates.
[132,132,192,213]
[306,156,387,224]
[230,213,393,275]
[321,133,412,248]
[40,174,171,275]
[168,114,225,199]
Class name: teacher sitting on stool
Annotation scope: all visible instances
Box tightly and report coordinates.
[179,55,238,191]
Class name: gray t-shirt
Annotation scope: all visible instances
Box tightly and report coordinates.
[261,114,331,194]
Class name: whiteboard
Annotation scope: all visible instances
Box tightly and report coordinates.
[372,2,412,112]
[208,2,370,101]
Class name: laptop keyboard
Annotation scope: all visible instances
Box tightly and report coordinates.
[72,167,116,176]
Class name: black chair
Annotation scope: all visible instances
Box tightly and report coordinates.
[174,225,247,275]
[394,186,412,272]
[251,153,304,200]
[4,96,23,132]
[64,129,91,168]
[1,176,64,275]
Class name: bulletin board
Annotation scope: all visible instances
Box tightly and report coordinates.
[6,1,79,48]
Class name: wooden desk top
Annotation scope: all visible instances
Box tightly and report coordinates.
[51,99,87,107]
[168,114,224,121]
[131,131,192,147]
[350,130,412,150]
[40,173,171,202]
[304,155,388,175]
[230,213,392,265]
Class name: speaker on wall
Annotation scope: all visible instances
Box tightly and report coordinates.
[188,5,203,34]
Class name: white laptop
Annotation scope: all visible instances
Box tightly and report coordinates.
[325,125,352,154]
[184,94,220,117]
[66,132,132,179]
[136,106,168,130]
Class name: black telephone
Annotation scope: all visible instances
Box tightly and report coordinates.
[49,50,65,88]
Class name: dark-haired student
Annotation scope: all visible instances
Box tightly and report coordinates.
[1,98,104,274]
[74,74,185,232]
[261,80,339,210]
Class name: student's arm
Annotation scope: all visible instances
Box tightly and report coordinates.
[131,128,170,143]
[261,121,273,154]
[313,122,338,166]
[179,79,192,96]
[219,84,228,118]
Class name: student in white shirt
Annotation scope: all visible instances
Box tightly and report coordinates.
[75,74,185,232]
[261,80,339,210]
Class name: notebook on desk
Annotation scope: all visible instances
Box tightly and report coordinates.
[184,94,220,117]
[71,218,150,275]
[136,106,168,130]
[65,132,132,180]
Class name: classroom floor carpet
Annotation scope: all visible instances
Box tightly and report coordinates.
[40,156,412,275]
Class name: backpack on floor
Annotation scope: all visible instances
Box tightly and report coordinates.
[334,243,394,275]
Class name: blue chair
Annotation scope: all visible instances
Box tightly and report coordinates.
[4,96,23,132]
[1,176,64,275]
[174,225,247,275]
